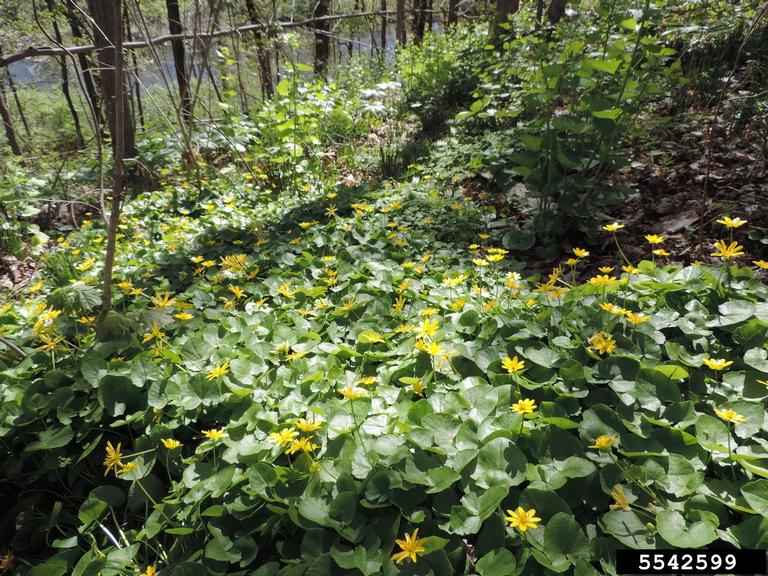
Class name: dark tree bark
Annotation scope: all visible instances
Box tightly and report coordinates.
[87,0,137,158]
[0,46,31,138]
[313,0,331,76]
[0,89,21,155]
[63,0,102,125]
[44,0,85,146]
[396,0,406,45]
[244,0,273,99]
[165,0,192,120]
[547,0,567,23]
[380,0,387,53]
[535,0,544,28]
[100,0,126,315]
[123,3,145,132]
[412,0,427,44]
[447,0,458,26]
[493,0,519,35]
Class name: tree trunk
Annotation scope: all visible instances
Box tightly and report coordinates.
[63,0,102,125]
[447,0,458,26]
[244,0,274,99]
[412,0,427,44]
[0,89,21,155]
[0,46,31,139]
[535,0,544,28]
[493,0,519,35]
[123,4,145,132]
[87,0,137,159]
[45,0,84,146]
[396,0,406,45]
[313,0,331,76]
[165,0,193,121]
[380,0,387,54]
[547,0,567,23]
[100,0,126,316]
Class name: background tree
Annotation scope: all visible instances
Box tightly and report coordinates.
[313,0,331,75]
[86,0,136,158]
[166,0,193,122]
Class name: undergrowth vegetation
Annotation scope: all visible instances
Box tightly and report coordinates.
[1,1,768,575]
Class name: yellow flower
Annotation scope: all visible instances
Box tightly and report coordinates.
[645,234,665,245]
[502,355,525,374]
[392,296,407,314]
[599,302,627,316]
[206,361,230,380]
[599,266,615,274]
[418,318,439,338]
[716,216,747,229]
[702,358,733,371]
[118,461,137,475]
[505,272,521,289]
[295,418,322,432]
[652,249,670,257]
[625,311,650,325]
[269,427,299,446]
[510,398,537,415]
[202,428,227,441]
[565,258,579,266]
[711,239,745,260]
[473,258,489,267]
[397,279,412,293]
[410,378,425,395]
[150,291,175,309]
[229,285,246,300]
[29,278,44,292]
[486,253,504,263]
[588,275,617,287]
[391,528,427,564]
[285,437,319,455]
[103,441,123,476]
[76,315,96,325]
[191,255,204,263]
[443,273,468,287]
[161,438,182,449]
[573,247,589,258]
[622,264,639,275]
[754,260,768,269]
[504,507,542,532]
[277,281,296,298]
[358,376,377,386]
[588,332,616,355]
[76,257,96,272]
[416,340,443,356]
[36,333,64,353]
[139,565,157,576]
[589,435,618,449]
[174,312,193,321]
[339,385,366,400]
[325,204,337,217]
[715,407,746,424]
[603,222,625,232]
[299,221,318,230]
[610,485,630,511]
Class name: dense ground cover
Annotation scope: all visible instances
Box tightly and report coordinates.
[2,3,768,575]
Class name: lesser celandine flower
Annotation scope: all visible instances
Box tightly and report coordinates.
[588,332,616,355]
[610,486,630,511]
[625,311,650,325]
[295,418,322,432]
[715,407,746,425]
[502,355,525,374]
[161,438,182,449]
[590,435,618,449]
[645,234,664,245]
[269,428,298,446]
[622,264,639,274]
[285,437,319,455]
[588,275,617,287]
[511,398,537,415]
[339,385,366,400]
[202,428,226,441]
[711,240,745,260]
[391,529,427,564]
[599,302,626,316]
[118,461,137,475]
[174,312,193,321]
[103,441,123,476]
[716,216,747,229]
[504,507,541,532]
[206,361,230,380]
[418,318,439,338]
[702,358,733,371]
[573,247,589,258]
[603,222,625,232]
[652,248,670,257]
[140,565,157,576]
[754,260,768,270]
